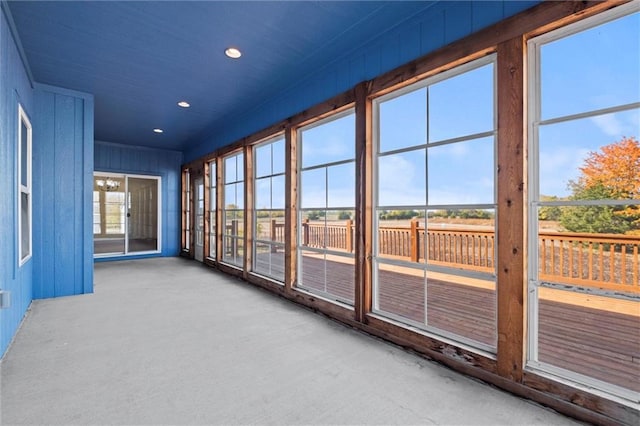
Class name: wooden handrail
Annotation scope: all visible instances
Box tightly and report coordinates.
[290,219,639,294]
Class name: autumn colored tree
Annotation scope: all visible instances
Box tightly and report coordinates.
[561,136,640,234]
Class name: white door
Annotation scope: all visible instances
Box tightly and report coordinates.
[194,177,204,262]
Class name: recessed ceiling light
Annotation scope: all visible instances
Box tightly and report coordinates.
[177,101,190,108]
[225,47,242,59]
[153,128,164,134]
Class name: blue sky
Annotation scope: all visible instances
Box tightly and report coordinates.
[538,11,639,198]
[251,10,639,210]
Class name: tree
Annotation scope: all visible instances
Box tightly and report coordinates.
[561,137,640,234]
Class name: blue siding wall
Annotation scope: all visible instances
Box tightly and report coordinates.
[0,4,34,356]
[94,141,183,259]
[185,0,540,162]
[32,84,94,300]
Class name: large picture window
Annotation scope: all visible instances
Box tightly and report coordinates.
[297,110,356,304]
[253,136,285,282]
[373,56,497,352]
[528,3,639,402]
[182,168,191,251]
[222,151,245,267]
[208,160,217,259]
[18,105,32,265]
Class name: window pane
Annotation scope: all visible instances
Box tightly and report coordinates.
[427,136,494,205]
[538,206,640,290]
[210,187,216,210]
[225,156,237,182]
[21,192,30,259]
[377,209,426,262]
[378,150,426,207]
[426,269,496,348]
[236,154,244,182]
[20,121,28,187]
[376,263,425,323]
[272,138,285,175]
[224,184,237,208]
[538,109,639,199]
[426,209,495,273]
[327,162,355,208]
[536,288,639,392]
[428,63,494,142]
[254,242,285,282]
[301,168,326,209]
[255,143,272,178]
[301,113,355,168]
[541,12,640,120]
[379,87,426,153]
[271,174,285,210]
[255,177,271,210]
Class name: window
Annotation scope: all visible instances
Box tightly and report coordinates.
[298,110,356,304]
[208,160,217,259]
[182,168,191,251]
[253,136,285,282]
[373,56,497,352]
[223,151,245,267]
[18,105,32,265]
[528,3,639,402]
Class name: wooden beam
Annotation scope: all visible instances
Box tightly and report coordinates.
[284,126,297,292]
[496,35,525,382]
[354,81,373,323]
[243,145,254,280]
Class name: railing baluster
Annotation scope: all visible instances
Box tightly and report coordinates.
[609,244,615,284]
[621,244,627,286]
[568,239,573,278]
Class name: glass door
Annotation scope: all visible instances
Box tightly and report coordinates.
[94,173,161,256]
[127,177,159,253]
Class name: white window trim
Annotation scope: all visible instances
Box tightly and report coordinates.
[18,104,32,266]
[526,1,640,407]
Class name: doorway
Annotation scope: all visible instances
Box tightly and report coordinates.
[94,173,161,256]
[194,177,205,262]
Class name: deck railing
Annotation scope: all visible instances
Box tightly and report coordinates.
[285,219,639,294]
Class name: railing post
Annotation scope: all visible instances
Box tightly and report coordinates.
[346,219,353,252]
[303,218,310,247]
[410,219,419,262]
[232,219,238,257]
[271,219,277,253]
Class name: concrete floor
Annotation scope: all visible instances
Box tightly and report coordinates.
[1,257,583,425]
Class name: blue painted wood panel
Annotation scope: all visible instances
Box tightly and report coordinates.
[185,0,542,162]
[0,4,34,357]
[32,84,94,300]
[94,141,183,259]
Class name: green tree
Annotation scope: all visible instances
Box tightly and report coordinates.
[560,183,635,234]
[538,195,562,221]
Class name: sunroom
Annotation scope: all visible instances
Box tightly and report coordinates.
[0,1,637,424]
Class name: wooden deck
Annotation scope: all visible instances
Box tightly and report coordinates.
[253,252,639,393]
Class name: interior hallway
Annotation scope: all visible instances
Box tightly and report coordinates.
[1,257,581,425]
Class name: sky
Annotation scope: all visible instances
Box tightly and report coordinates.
[249,9,639,211]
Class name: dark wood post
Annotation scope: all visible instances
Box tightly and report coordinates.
[410,219,419,262]
[303,218,310,247]
[271,219,277,253]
